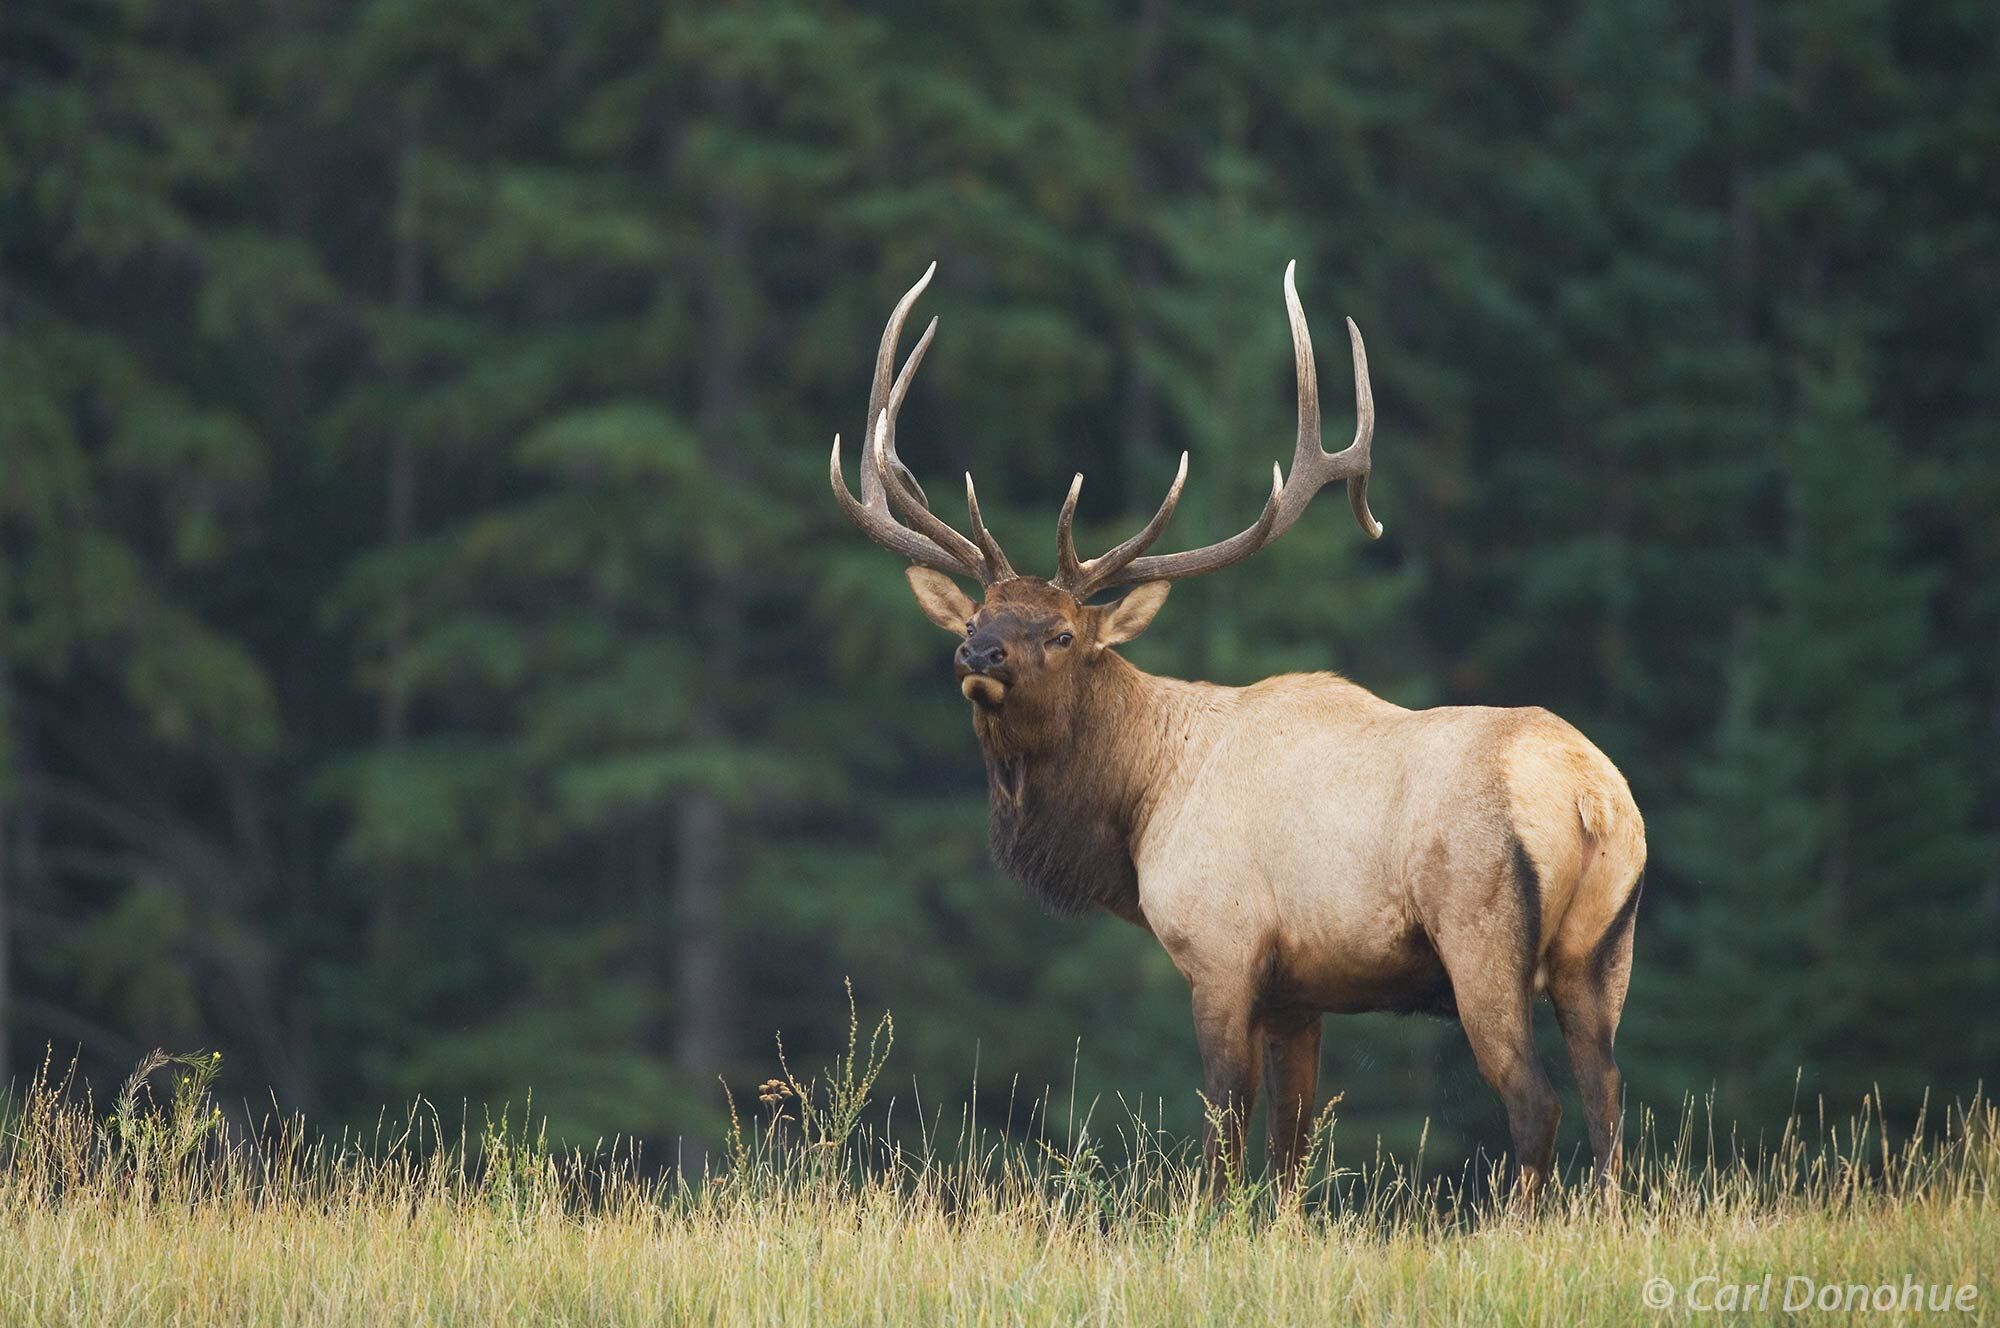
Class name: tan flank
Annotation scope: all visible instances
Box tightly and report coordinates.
[835,264,1647,1200]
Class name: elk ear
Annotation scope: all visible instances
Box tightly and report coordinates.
[905,566,978,634]
[1094,581,1171,646]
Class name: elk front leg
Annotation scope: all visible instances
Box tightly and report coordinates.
[1190,981,1260,1198]
[1261,1015,1321,1188]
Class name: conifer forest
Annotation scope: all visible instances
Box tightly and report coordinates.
[3,0,1997,1170]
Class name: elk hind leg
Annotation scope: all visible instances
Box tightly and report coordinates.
[1438,932,1561,1198]
[1549,875,1641,1202]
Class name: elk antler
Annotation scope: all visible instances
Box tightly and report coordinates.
[830,264,1018,584]
[1054,261,1381,600]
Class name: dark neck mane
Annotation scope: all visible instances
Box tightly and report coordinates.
[977,656,1184,919]
[986,757,1141,917]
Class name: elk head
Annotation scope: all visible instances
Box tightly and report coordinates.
[830,262,1383,742]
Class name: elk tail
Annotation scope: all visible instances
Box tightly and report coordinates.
[1576,783,1613,842]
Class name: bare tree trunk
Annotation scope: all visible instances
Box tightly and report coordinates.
[669,69,751,1084]
[672,766,729,1080]
[381,95,424,747]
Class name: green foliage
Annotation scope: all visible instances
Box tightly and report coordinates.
[109,1049,225,1185]
[0,0,1993,1167]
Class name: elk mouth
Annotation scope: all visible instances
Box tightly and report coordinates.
[961,675,1008,707]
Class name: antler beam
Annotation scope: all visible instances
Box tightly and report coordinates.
[833,262,1378,597]
[1053,261,1381,599]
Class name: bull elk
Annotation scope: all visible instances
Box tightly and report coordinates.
[829,263,1647,1197]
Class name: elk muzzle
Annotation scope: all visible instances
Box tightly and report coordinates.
[956,635,1011,706]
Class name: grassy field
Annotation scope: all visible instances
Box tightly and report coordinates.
[2,1019,1993,1326]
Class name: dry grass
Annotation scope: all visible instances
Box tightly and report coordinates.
[1,1012,1993,1326]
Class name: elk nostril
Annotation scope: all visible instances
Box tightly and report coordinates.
[961,640,1006,672]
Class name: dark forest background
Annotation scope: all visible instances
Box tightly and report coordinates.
[2,0,1995,1169]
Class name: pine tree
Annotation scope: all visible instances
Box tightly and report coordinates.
[0,0,316,1099]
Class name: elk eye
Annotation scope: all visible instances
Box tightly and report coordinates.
[965,621,976,635]
[1051,631,1074,648]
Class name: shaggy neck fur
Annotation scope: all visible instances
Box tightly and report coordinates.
[974,651,1214,920]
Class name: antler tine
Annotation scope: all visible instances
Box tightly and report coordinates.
[1342,315,1380,538]
[964,474,1018,582]
[832,430,967,573]
[1056,452,1189,599]
[1086,263,1382,591]
[876,412,988,572]
[1266,261,1381,542]
[1055,474,1087,587]
[860,262,935,510]
[875,313,938,510]
[1286,258,1321,513]
[833,265,1015,582]
[859,313,938,520]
